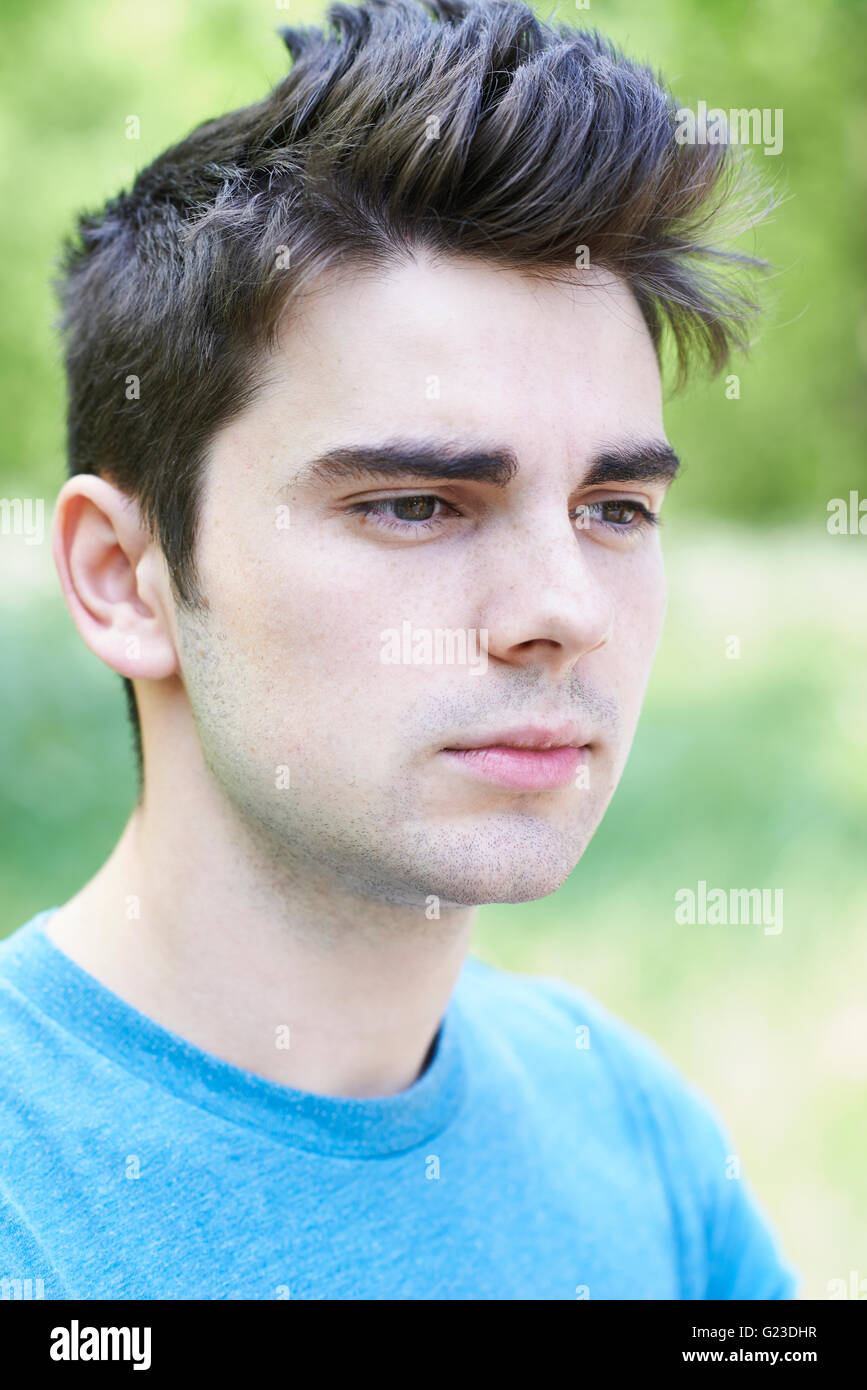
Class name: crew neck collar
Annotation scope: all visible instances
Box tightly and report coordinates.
[2,909,470,1159]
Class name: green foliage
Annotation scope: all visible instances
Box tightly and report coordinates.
[0,0,864,518]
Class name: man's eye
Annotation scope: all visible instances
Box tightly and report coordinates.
[345,494,659,535]
[346,495,455,530]
[575,500,659,530]
[382,496,438,522]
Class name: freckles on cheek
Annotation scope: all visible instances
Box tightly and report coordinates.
[608,558,666,654]
[633,559,666,619]
[260,580,392,691]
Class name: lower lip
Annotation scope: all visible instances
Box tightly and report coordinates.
[440,745,588,791]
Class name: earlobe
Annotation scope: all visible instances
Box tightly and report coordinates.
[51,475,179,683]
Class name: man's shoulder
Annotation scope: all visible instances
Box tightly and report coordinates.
[0,912,50,1003]
[456,955,741,1184]
[0,910,54,963]
[456,956,798,1299]
[0,913,68,1112]
[459,954,701,1098]
[0,911,58,1020]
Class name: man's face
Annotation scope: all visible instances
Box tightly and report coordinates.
[173,256,673,906]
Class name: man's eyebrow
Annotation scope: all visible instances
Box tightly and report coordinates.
[289,438,680,490]
[582,441,681,487]
[291,441,519,489]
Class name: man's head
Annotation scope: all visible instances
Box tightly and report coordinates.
[51,0,772,907]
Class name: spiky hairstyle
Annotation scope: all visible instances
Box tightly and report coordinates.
[53,0,774,785]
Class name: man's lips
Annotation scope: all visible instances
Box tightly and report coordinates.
[440,724,591,791]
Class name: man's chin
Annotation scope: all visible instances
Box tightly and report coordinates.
[415,823,594,907]
[435,866,581,907]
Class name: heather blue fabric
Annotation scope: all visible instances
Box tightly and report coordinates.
[0,909,798,1300]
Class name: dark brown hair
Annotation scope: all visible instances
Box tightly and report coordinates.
[53,0,775,789]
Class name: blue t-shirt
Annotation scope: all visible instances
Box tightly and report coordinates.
[0,909,797,1300]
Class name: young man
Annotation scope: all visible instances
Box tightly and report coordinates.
[0,0,797,1299]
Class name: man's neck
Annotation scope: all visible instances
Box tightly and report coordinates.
[44,804,475,1099]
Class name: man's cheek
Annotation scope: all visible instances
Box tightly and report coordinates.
[618,571,666,651]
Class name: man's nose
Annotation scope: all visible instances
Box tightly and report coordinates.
[473,511,615,676]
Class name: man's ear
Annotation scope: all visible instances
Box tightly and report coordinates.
[52,475,179,682]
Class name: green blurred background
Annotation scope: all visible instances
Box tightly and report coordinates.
[1,0,865,1299]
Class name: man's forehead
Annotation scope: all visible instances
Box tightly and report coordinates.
[245,255,666,472]
[273,253,656,367]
